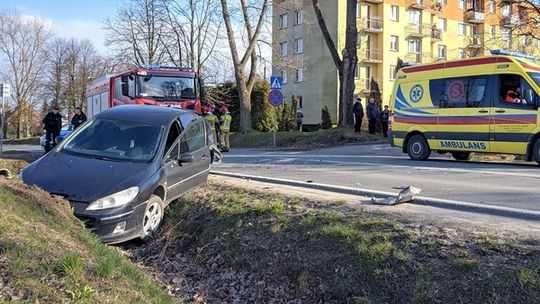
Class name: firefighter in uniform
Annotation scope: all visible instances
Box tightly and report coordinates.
[204,106,219,146]
[219,106,232,152]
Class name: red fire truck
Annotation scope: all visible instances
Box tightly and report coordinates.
[86,65,203,117]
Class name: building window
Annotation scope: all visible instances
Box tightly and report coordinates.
[437,45,447,59]
[295,38,303,54]
[280,14,288,29]
[390,65,397,80]
[538,39,540,49]
[281,70,288,84]
[295,68,303,82]
[489,25,496,39]
[458,0,465,9]
[390,35,399,51]
[356,2,361,18]
[408,10,420,25]
[355,64,359,79]
[502,4,510,17]
[439,0,447,5]
[437,18,447,32]
[280,42,288,56]
[457,48,465,59]
[391,6,399,21]
[295,9,303,25]
[502,28,510,41]
[458,23,466,36]
[408,39,420,53]
[489,0,495,13]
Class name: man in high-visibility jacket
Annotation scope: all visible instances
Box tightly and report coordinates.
[219,106,232,152]
[204,106,219,146]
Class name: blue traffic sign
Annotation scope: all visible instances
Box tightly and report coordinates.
[270,76,283,90]
[268,89,284,107]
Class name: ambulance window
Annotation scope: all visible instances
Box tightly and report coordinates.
[466,76,488,107]
[499,74,538,108]
[443,77,468,108]
[431,76,489,108]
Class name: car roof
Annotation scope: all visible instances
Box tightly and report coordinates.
[95,105,196,126]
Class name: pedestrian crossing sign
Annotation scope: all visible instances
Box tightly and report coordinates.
[270,76,283,90]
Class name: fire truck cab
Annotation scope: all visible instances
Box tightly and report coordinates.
[86,65,204,117]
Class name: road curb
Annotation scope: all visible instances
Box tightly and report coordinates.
[211,171,540,221]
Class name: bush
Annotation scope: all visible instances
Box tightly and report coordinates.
[321,106,332,129]
[251,80,275,132]
[280,103,293,131]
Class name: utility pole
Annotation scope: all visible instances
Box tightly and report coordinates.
[0,83,10,154]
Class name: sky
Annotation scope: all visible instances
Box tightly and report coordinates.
[1,0,122,53]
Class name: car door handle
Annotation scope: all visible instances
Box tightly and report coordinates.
[202,154,207,160]
[495,110,506,113]
[478,110,489,113]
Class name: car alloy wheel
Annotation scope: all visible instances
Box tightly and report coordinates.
[141,195,164,241]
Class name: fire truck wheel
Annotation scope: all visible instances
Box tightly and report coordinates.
[407,134,431,161]
[533,139,540,165]
[451,152,471,161]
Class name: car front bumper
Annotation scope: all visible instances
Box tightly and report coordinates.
[70,200,147,244]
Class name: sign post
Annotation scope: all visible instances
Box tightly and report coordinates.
[0,83,10,154]
[268,76,284,149]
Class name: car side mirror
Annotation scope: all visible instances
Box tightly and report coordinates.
[178,153,195,164]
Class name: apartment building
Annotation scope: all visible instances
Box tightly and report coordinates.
[272,0,540,126]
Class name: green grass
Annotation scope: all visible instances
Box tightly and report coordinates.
[0,180,177,303]
[158,182,539,303]
[230,128,383,149]
[1,136,40,145]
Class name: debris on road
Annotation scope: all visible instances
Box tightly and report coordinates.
[372,186,422,206]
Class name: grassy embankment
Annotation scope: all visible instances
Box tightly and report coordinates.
[0,179,177,303]
[147,182,540,303]
[230,128,384,149]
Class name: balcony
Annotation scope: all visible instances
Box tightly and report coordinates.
[408,0,429,10]
[360,49,383,63]
[359,17,383,33]
[405,24,429,38]
[466,35,483,48]
[430,28,442,42]
[430,2,442,14]
[359,78,382,94]
[404,53,422,63]
[362,0,384,4]
[501,15,521,28]
[466,10,485,23]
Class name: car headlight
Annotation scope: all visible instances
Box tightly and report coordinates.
[86,187,139,211]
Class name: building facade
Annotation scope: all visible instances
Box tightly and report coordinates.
[272,0,540,126]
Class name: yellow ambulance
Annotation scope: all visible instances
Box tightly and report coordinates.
[389,50,540,164]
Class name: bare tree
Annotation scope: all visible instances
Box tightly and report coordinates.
[220,0,270,132]
[0,12,51,138]
[104,0,167,66]
[312,0,357,127]
[44,37,67,110]
[162,0,222,75]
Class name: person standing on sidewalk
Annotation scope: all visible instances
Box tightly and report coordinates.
[43,107,62,152]
[367,98,379,134]
[219,106,232,152]
[296,107,304,131]
[381,105,390,137]
[352,97,364,133]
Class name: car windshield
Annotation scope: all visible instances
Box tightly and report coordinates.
[138,75,196,100]
[62,118,163,162]
[528,72,540,88]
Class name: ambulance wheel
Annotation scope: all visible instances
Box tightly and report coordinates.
[407,134,431,161]
[533,139,540,165]
[451,152,471,161]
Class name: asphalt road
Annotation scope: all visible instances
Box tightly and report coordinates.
[214,144,540,212]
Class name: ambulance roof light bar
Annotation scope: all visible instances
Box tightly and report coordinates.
[139,64,193,71]
[490,49,536,61]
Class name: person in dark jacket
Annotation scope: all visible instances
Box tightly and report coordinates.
[71,106,87,130]
[367,98,379,135]
[352,97,364,133]
[381,105,390,137]
[43,107,62,152]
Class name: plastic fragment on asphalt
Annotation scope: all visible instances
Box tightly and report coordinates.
[371,186,422,206]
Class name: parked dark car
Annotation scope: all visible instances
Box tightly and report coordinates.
[21,105,220,244]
